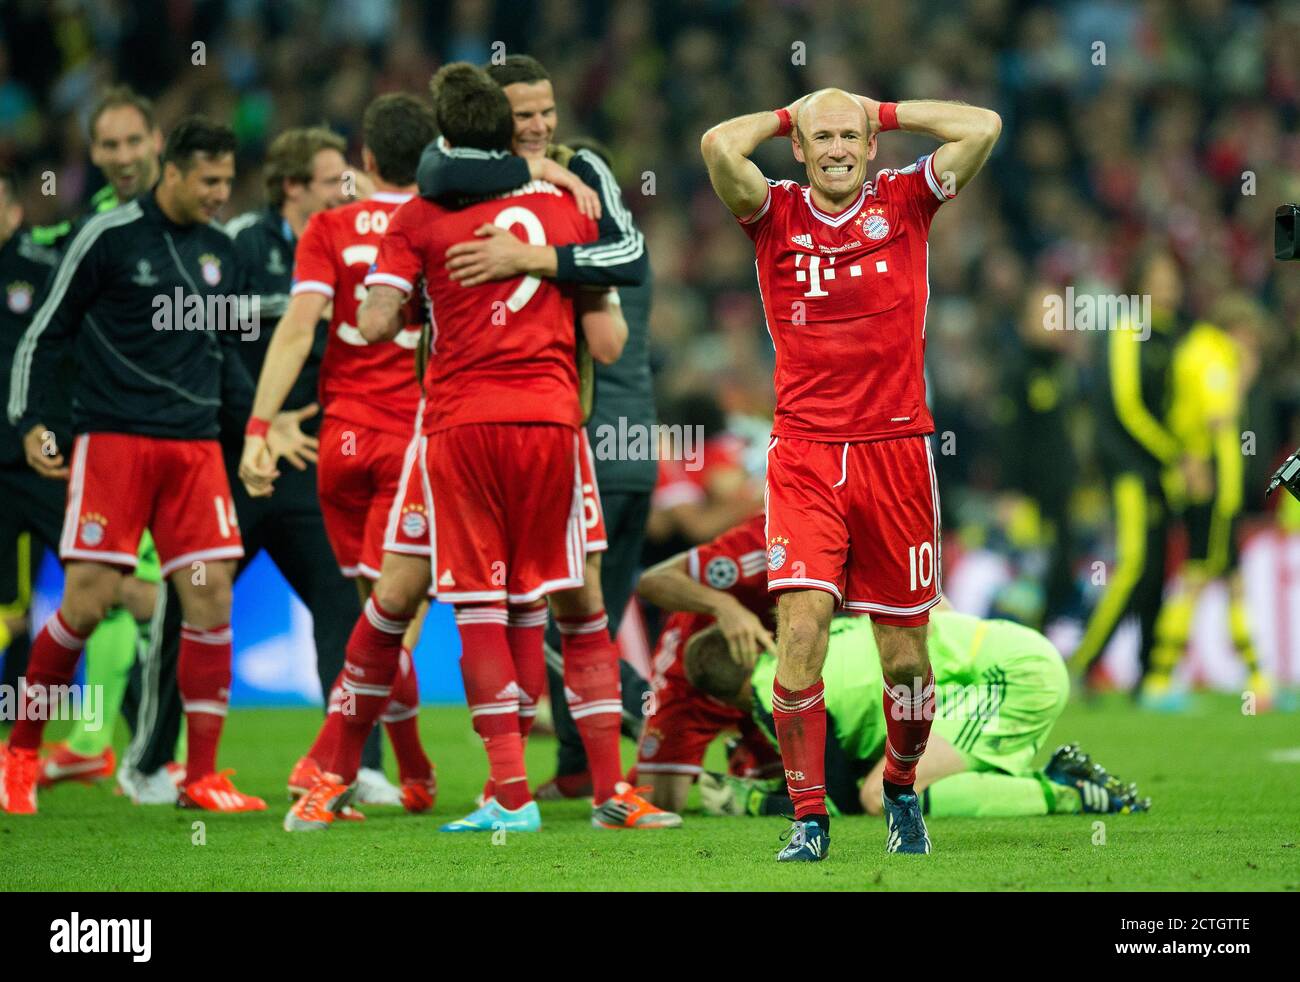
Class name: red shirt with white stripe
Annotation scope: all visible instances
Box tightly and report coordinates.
[652,513,773,688]
[365,182,598,435]
[291,193,424,438]
[740,153,953,443]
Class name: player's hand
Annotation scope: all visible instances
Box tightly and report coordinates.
[855,95,883,136]
[533,159,603,221]
[446,225,532,286]
[1181,454,1213,500]
[713,600,776,669]
[239,435,279,498]
[22,424,69,480]
[267,402,320,472]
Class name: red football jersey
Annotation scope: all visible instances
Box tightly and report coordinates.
[741,153,954,442]
[365,181,598,435]
[651,513,774,688]
[291,192,424,438]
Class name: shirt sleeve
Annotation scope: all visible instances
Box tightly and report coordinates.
[364,201,425,296]
[291,213,337,298]
[878,153,955,226]
[7,217,109,433]
[736,178,784,243]
[553,150,647,288]
[416,136,531,200]
[686,515,768,594]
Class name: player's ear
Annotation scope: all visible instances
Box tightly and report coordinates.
[791,135,805,164]
[865,132,878,162]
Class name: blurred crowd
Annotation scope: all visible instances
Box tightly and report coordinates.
[2,0,1299,630]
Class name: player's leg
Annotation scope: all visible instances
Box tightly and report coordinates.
[476,598,547,803]
[1072,472,1153,682]
[53,534,159,782]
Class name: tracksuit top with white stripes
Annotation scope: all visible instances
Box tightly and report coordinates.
[7,189,255,442]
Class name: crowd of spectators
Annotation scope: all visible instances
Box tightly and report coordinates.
[2,0,1298,622]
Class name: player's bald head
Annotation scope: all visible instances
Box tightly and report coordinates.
[795,88,867,146]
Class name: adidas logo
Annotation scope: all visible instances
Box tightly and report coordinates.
[564,686,582,705]
[791,233,813,249]
[494,682,521,701]
[438,569,455,587]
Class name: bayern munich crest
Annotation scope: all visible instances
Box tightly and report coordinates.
[199,253,222,286]
[861,206,890,240]
[705,556,739,589]
[7,281,33,314]
[80,514,107,546]
[767,543,787,572]
[400,507,428,539]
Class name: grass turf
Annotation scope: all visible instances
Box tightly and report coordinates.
[2,693,1298,891]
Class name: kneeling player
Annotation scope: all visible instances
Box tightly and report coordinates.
[683,615,1151,834]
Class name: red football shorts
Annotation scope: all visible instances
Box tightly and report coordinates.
[764,433,941,625]
[61,433,243,577]
[634,678,779,778]
[317,414,415,580]
[383,429,434,564]
[578,428,607,554]
[424,422,586,604]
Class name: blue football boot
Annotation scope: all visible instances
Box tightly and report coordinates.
[439,797,542,832]
[883,791,932,854]
[776,818,830,862]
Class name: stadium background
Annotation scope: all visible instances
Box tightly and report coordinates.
[2,0,1298,703]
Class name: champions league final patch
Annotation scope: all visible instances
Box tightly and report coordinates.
[705,556,739,589]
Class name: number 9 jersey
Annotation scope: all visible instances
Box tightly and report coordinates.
[366,181,599,436]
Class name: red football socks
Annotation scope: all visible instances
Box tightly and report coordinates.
[507,603,548,742]
[380,646,431,781]
[331,596,410,783]
[882,667,935,788]
[557,610,623,805]
[771,678,828,820]
[457,604,530,811]
[8,611,87,751]
[177,622,234,783]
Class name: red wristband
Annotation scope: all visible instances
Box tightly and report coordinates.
[773,107,793,137]
[878,101,899,132]
[245,416,270,439]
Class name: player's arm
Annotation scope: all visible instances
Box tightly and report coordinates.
[238,291,329,496]
[866,99,1001,194]
[8,221,108,479]
[1109,326,1181,465]
[576,287,627,365]
[638,552,775,667]
[445,153,624,288]
[699,107,790,219]
[357,285,405,344]
[420,138,601,221]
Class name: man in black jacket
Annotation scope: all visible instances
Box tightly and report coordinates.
[2,117,313,815]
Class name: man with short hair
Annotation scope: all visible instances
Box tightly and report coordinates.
[1,116,314,814]
[240,96,443,817]
[1,89,168,790]
[702,90,1000,857]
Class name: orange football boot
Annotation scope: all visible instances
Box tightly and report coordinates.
[287,755,321,799]
[177,770,267,812]
[283,771,354,832]
[39,743,116,787]
[401,768,438,813]
[0,743,39,815]
[591,781,682,829]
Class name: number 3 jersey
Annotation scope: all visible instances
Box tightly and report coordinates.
[740,153,954,443]
[291,192,425,437]
[366,181,598,435]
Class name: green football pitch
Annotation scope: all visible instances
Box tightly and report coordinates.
[3,694,1298,891]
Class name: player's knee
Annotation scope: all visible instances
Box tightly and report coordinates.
[371,570,425,617]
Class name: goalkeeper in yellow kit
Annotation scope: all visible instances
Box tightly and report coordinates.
[1139,293,1274,709]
